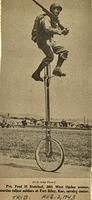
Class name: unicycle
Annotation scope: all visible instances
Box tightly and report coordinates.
[35,65,64,172]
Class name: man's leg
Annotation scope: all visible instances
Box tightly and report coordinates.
[53,45,69,77]
[32,41,54,81]
[32,61,45,82]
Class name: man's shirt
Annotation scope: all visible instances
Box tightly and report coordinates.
[38,15,60,41]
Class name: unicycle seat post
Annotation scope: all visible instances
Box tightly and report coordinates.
[44,65,51,137]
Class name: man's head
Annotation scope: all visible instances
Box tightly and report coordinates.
[50,3,62,16]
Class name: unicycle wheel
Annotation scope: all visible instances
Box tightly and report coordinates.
[35,139,64,172]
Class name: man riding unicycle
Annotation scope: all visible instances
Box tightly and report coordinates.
[31,3,69,82]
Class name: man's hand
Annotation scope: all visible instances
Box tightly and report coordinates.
[62,28,69,35]
[56,29,63,35]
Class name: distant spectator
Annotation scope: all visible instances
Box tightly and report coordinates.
[22,119,27,127]
[61,120,67,127]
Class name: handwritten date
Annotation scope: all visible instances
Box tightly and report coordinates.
[12,194,76,200]
[42,194,76,200]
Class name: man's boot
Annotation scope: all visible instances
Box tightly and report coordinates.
[32,62,45,82]
[32,71,43,82]
[53,67,66,77]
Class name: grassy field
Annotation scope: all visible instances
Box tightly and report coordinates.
[0,127,91,167]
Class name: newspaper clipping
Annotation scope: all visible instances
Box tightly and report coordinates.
[0,0,91,199]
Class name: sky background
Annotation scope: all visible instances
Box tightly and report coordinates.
[0,0,92,121]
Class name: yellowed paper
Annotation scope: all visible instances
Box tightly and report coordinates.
[0,0,91,200]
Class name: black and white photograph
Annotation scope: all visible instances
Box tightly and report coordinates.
[0,0,91,199]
